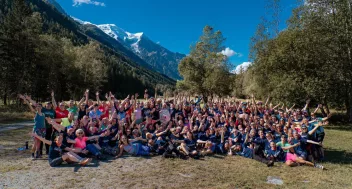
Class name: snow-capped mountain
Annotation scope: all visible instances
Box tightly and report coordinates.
[97,24,143,53]
[73,17,185,79]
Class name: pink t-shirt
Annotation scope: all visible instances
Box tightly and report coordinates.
[74,137,88,149]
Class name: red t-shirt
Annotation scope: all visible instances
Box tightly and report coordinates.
[55,107,69,120]
[99,104,110,119]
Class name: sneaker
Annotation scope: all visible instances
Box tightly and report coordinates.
[267,160,274,167]
[314,163,324,170]
[79,158,92,166]
[31,153,35,160]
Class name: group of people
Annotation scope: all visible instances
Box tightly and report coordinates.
[18,89,328,169]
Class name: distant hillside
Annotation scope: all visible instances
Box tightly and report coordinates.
[28,0,175,97]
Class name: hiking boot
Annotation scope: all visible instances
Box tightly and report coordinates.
[79,158,92,166]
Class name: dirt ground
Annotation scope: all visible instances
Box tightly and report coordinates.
[0,126,352,189]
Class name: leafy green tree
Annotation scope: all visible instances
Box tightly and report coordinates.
[248,0,352,121]
[178,26,232,102]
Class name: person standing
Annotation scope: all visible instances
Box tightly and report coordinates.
[19,95,46,159]
[23,95,56,156]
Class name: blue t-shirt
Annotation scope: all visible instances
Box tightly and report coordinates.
[292,138,307,154]
[89,110,102,120]
[309,118,325,134]
[184,138,196,148]
[240,144,253,158]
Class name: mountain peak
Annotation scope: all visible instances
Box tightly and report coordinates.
[72,17,185,79]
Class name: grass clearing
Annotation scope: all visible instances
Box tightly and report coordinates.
[0,104,33,124]
[0,125,351,188]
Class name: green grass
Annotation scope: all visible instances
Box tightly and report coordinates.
[0,125,351,188]
[0,104,33,124]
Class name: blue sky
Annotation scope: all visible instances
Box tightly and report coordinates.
[56,0,298,67]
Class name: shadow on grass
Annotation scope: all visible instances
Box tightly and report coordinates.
[211,154,226,159]
[324,148,352,164]
[54,161,100,172]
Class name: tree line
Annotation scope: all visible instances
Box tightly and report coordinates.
[177,0,352,122]
[0,0,175,104]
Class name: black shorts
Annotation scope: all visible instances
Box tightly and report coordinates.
[49,157,64,167]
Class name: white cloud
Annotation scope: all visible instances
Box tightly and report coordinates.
[220,47,242,57]
[233,62,252,74]
[73,0,105,6]
[220,47,236,57]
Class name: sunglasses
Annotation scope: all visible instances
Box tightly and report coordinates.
[77,132,84,135]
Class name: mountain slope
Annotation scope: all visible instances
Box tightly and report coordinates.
[97,24,185,80]
[44,0,66,15]
[73,19,185,80]
[29,0,175,97]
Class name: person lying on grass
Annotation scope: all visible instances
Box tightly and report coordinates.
[116,135,151,157]
[30,132,92,167]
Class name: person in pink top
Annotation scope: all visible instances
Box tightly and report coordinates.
[74,129,104,159]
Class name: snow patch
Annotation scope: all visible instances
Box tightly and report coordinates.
[148,51,157,56]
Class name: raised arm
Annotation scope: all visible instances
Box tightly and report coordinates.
[96,91,101,105]
[77,96,85,107]
[272,103,281,110]
[308,122,322,135]
[264,96,270,107]
[251,94,258,115]
[87,133,104,141]
[288,104,295,112]
[85,89,89,105]
[21,98,36,115]
[24,95,37,106]
[301,99,310,111]
[46,117,65,132]
[51,91,57,109]
[313,104,320,114]
[307,140,322,146]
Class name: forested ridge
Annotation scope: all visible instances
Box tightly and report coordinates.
[0,0,175,103]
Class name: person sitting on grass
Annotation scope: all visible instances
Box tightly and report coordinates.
[285,145,324,169]
[30,132,92,167]
[116,135,151,158]
[97,129,120,156]
[45,118,105,160]
[265,141,285,162]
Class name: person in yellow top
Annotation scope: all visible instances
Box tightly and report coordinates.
[51,112,75,128]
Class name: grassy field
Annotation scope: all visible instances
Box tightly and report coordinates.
[0,104,33,124]
[0,124,351,189]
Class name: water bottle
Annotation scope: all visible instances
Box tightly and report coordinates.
[25,141,29,149]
